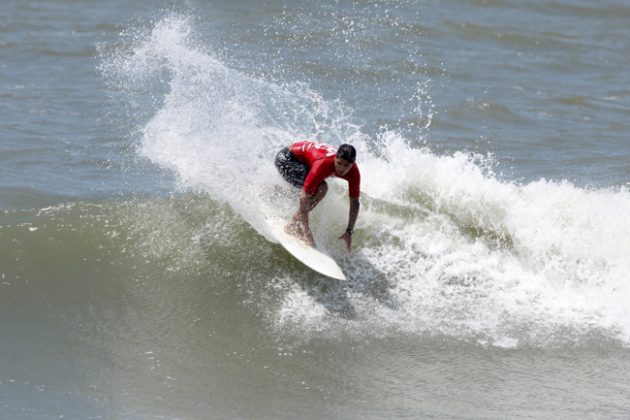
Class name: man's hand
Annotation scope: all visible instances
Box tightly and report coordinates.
[339,231,352,252]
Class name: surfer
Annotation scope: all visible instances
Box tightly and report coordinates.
[275,141,360,251]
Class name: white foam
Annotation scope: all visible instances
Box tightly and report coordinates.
[356,137,630,346]
[106,14,630,347]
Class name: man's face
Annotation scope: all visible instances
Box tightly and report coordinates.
[334,157,353,176]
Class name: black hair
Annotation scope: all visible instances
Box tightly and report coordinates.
[336,144,356,163]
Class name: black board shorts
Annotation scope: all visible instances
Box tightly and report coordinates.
[275,147,310,188]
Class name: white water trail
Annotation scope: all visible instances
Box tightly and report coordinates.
[104,13,630,348]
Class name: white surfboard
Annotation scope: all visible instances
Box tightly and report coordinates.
[266,218,346,281]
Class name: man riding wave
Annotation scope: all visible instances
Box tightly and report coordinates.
[275,141,360,251]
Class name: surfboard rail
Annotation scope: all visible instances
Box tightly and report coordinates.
[266,218,346,281]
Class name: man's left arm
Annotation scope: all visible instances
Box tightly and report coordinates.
[339,196,360,252]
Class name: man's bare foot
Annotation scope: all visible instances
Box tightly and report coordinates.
[284,222,315,247]
[303,233,316,247]
[284,221,304,237]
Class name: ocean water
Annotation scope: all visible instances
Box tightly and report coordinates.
[2,0,630,418]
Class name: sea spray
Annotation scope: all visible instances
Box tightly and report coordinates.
[101,13,630,348]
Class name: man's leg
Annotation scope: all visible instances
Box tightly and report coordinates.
[306,181,328,210]
[287,182,328,246]
[275,148,309,188]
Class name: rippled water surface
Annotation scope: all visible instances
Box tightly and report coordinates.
[1,0,630,418]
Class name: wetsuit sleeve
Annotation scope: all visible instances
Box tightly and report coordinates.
[347,165,361,198]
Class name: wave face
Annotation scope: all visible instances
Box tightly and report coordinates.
[94,14,630,349]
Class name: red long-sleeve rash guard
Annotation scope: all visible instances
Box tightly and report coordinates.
[290,141,361,198]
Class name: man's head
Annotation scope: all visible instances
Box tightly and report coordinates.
[334,144,356,176]
[336,144,356,163]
